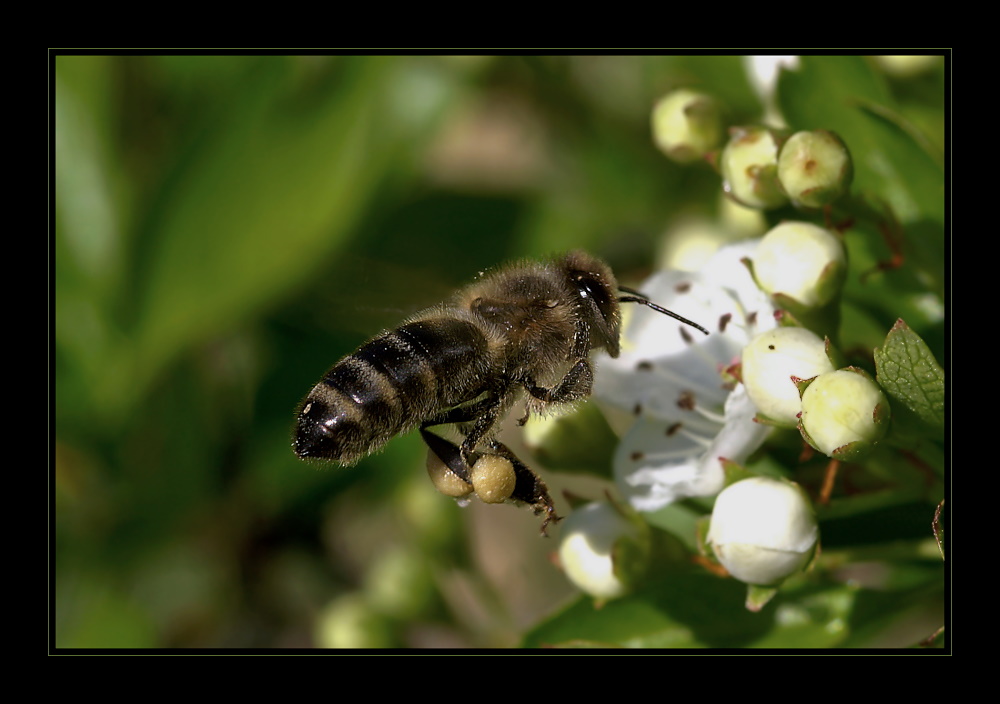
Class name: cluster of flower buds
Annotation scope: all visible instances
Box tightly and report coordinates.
[652,86,853,211]
[716,126,853,211]
[736,217,891,460]
[555,88,897,604]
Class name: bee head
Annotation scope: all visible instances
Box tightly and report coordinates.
[559,251,710,358]
[560,251,623,357]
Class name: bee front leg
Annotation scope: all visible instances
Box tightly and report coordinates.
[523,358,594,404]
[519,359,594,424]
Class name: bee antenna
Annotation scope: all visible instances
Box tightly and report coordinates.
[618,286,710,335]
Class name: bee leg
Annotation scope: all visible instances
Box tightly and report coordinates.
[423,386,514,469]
[484,439,561,536]
[457,397,510,467]
[422,433,561,535]
[420,426,476,484]
[421,390,508,471]
[423,394,500,429]
[420,393,559,535]
[523,358,594,405]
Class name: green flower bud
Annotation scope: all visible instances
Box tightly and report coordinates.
[707,476,818,586]
[470,455,517,504]
[742,326,836,427]
[720,126,788,210]
[777,130,853,208]
[651,89,725,164]
[557,500,651,602]
[315,594,394,649]
[872,55,940,78]
[752,221,846,308]
[363,546,435,620]
[798,368,891,460]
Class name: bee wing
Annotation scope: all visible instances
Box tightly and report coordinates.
[296,254,459,337]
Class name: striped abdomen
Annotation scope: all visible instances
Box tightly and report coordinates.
[294,316,492,463]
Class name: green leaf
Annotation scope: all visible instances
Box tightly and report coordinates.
[65,57,462,422]
[57,572,158,648]
[522,570,871,648]
[522,571,767,648]
[873,319,945,433]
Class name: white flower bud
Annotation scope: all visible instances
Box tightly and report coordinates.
[752,221,846,308]
[470,455,516,504]
[798,368,890,459]
[651,89,724,164]
[720,126,788,210]
[707,476,818,586]
[557,501,650,601]
[777,130,853,208]
[742,326,836,426]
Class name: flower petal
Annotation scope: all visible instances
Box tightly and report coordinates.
[613,384,769,512]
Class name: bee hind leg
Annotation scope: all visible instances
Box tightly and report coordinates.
[421,426,475,485]
[484,439,562,536]
[420,427,561,537]
[422,390,509,470]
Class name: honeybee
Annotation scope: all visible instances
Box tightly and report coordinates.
[293,251,707,534]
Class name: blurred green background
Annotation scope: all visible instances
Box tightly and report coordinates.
[54,54,946,649]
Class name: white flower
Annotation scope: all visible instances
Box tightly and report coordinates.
[594,243,775,512]
[744,56,799,127]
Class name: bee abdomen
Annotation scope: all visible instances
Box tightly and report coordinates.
[294,316,490,462]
